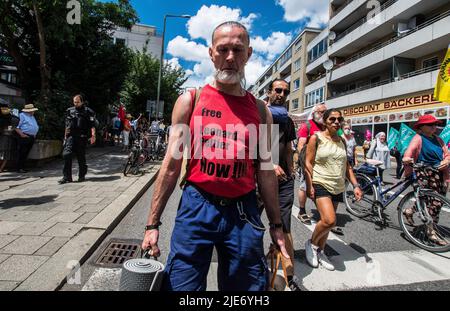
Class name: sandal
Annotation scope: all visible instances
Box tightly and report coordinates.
[403,207,415,226]
[427,228,448,246]
[297,213,312,225]
[331,227,344,235]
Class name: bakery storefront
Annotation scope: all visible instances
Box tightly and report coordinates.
[341,91,449,145]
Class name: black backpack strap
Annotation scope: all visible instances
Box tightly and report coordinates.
[179,87,202,188]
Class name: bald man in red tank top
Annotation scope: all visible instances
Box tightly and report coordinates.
[142,21,288,291]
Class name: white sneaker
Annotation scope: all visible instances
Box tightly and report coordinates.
[305,239,319,268]
[318,250,335,271]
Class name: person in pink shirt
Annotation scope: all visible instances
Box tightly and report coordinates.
[296,103,326,224]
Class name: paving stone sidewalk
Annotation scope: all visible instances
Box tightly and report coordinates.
[0,146,160,291]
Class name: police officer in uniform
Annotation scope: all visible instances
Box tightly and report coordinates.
[59,94,96,184]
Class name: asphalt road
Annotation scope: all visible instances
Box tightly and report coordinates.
[61,168,450,291]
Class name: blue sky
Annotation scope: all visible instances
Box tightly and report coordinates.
[99,0,329,87]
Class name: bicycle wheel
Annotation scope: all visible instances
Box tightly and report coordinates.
[123,160,133,176]
[123,150,137,176]
[398,190,450,252]
[344,173,378,218]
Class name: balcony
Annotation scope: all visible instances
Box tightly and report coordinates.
[330,0,368,30]
[327,64,440,109]
[305,76,327,95]
[330,10,450,82]
[306,52,328,74]
[328,0,445,57]
[257,75,272,93]
[279,59,292,75]
[331,0,355,18]
[332,0,398,44]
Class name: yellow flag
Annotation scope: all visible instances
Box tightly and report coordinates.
[434,45,450,103]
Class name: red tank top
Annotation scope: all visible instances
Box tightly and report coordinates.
[186,84,261,198]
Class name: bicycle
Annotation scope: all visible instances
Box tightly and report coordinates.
[123,139,146,176]
[147,129,167,161]
[344,160,450,252]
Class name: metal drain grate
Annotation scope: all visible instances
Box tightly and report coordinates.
[94,239,141,268]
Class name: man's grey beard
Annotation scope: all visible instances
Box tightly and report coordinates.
[313,112,323,125]
[214,69,246,88]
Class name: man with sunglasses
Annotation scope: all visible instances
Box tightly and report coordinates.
[266,79,301,291]
[296,103,327,225]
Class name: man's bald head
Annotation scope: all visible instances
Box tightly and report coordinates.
[211,21,250,46]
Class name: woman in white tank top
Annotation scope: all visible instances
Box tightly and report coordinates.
[303,109,363,271]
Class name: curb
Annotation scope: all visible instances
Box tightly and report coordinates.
[14,165,160,291]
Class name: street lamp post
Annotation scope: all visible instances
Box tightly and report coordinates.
[156,14,191,120]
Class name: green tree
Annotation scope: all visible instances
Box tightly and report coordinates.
[0,0,138,139]
[120,49,187,122]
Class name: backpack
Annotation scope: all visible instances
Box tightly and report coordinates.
[178,88,267,188]
[297,121,312,174]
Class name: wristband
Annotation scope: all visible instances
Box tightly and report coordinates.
[145,221,162,231]
[269,222,283,230]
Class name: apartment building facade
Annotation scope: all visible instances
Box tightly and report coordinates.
[0,48,24,107]
[324,0,450,144]
[112,24,163,60]
[249,27,322,118]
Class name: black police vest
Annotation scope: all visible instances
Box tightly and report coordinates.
[66,106,95,138]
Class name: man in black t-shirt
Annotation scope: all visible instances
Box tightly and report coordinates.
[266,79,301,291]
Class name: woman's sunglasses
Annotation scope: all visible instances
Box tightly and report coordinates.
[328,117,344,124]
[274,88,290,96]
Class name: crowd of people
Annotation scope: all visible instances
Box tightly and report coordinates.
[108,112,168,152]
[0,92,170,178]
[141,21,449,292]
[0,99,40,173]
[1,20,449,292]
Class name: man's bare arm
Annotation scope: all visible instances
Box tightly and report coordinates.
[145,92,192,226]
[255,103,280,224]
[297,137,307,152]
[256,102,289,258]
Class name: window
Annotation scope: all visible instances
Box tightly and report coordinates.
[293,79,300,90]
[308,38,328,63]
[295,39,302,52]
[115,38,126,46]
[292,99,299,109]
[10,74,17,84]
[294,59,301,72]
[305,86,325,109]
[423,57,438,69]
[279,48,292,67]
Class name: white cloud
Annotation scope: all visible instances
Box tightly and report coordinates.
[166,36,209,63]
[168,4,291,88]
[245,54,271,86]
[251,32,292,61]
[167,58,181,70]
[276,0,329,27]
[187,5,257,45]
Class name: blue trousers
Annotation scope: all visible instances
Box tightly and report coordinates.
[162,185,268,291]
